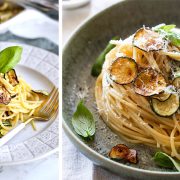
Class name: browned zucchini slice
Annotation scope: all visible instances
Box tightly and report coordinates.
[151,94,179,117]
[32,90,48,96]
[4,69,19,86]
[126,149,138,164]
[133,28,165,52]
[134,69,166,96]
[0,85,11,105]
[152,92,171,101]
[109,57,138,85]
[109,144,130,160]
[173,77,180,89]
[109,144,138,164]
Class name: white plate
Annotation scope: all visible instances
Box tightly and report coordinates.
[0,42,59,165]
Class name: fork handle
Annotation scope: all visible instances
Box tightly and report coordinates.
[0,123,26,147]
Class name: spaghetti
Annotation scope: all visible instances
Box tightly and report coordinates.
[0,70,46,137]
[95,26,180,160]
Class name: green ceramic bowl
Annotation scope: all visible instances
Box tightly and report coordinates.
[63,0,180,179]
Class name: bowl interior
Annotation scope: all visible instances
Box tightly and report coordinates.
[63,0,180,173]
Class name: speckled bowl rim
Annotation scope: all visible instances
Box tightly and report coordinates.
[62,0,180,175]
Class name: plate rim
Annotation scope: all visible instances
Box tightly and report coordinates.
[62,0,180,175]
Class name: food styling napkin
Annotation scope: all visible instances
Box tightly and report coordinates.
[63,131,127,180]
[63,0,127,179]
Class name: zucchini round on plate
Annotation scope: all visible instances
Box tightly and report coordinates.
[151,94,179,117]
[109,57,138,85]
[32,90,49,96]
[133,28,165,52]
[109,144,138,164]
[134,69,166,96]
[0,84,11,105]
[4,69,19,87]
[172,77,180,89]
[152,92,171,101]
[109,144,129,160]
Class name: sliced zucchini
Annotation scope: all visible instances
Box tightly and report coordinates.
[134,69,166,96]
[109,144,138,164]
[4,69,19,86]
[0,85,11,104]
[172,77,180,89]
[126,149,138,164]
[151,94,179,117]
[133,27,165,52]
[109,57,138,85]
[11,94,17,98]
[109,144,130,160]
[32,90,48,96]
[152,92,171,101]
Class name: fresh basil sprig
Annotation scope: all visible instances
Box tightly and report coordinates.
[153,24,180,47]
[72,100,95,139]
[0,46,22,73]
[91,36,119,77]
[153,152,180,171]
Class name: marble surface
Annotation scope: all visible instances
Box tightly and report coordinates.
[0,153,58,180]
[63,0,127,179]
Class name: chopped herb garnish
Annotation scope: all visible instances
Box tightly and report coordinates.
[153,24,180,47]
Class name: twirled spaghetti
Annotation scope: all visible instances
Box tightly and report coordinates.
[0,71,45,137]
[95,26,180,160]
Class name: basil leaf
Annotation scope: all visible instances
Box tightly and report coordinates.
[72,100,95,138]
[91,36,119,77]
[153,24,180,46]
[168,32,180,46]
[159,24,176,32]
[153,24,175,32]
[0,46,22,73]
[153,152,180,171]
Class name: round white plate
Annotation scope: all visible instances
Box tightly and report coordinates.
[0,42,59,165]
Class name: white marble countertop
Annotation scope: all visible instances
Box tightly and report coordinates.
[0,153,59,180]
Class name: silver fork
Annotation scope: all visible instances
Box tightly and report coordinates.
[0,86,59,147]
